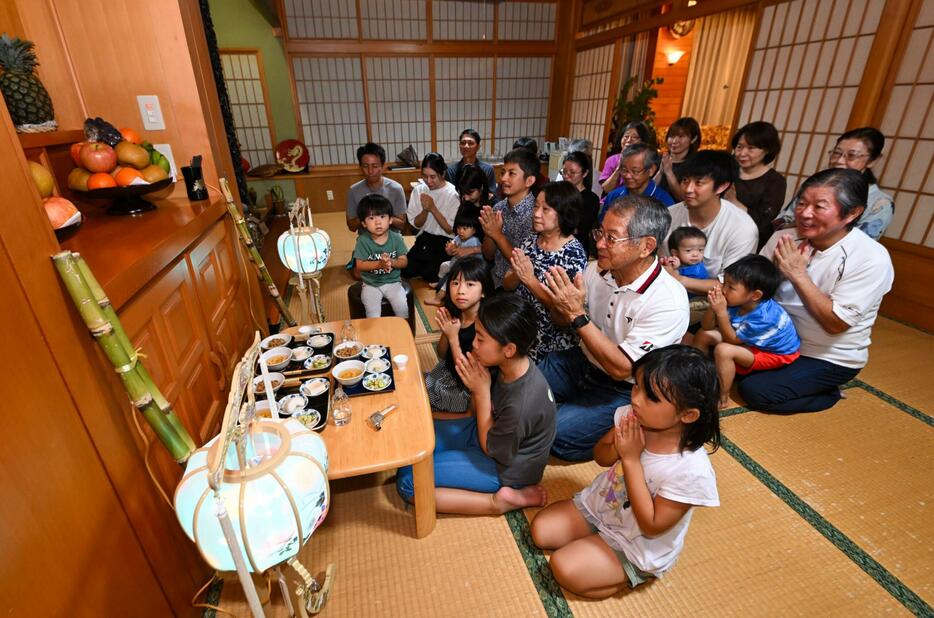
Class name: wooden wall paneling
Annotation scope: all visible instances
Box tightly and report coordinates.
[0,0,26,38]
[649,25,695,128]
[49,0,220,200]
[603,39,624,167]
[0,86,208,614]
[880,238,934,331]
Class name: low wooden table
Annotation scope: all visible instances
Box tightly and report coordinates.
[283,317,436,538]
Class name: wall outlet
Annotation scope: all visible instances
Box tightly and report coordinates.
[326,190,334,201]
[137,95,165,130]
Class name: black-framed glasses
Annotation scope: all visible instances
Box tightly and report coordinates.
[828,149,870,162]
[591,229,644,244]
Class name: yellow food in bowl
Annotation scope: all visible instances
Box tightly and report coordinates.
[266,337,287,347]
[266,354,288,366]
[339,369,362,380]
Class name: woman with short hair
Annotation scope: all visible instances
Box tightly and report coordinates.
[561,151,600,257]
[503,181,588,361]
[741,168,894,412]
[599,120,652,195]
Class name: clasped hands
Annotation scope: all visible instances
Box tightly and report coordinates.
[539,265,587,321]
[479,205,504,240]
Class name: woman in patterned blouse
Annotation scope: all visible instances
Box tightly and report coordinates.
[503,181,588,361]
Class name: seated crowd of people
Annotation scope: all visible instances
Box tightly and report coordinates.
[342,121,896,599]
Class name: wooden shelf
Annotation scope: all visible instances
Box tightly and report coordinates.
[17,129,85,150]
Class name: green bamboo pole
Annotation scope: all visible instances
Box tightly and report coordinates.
[53,251,195,463]
[220,178,296,327]
[73,253,197,454]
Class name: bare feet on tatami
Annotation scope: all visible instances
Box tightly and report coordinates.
[495,485,548,512]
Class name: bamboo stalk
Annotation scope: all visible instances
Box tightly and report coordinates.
[73,253,196,453]
[53,251,195,463]
[219,178,296,327]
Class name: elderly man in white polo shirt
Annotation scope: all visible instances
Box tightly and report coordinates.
[538,194,689,461]
[662,150,759,295]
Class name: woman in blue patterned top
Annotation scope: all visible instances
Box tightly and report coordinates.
[503,181,588,361]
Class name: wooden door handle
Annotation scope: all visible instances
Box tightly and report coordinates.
[208,347,226,391]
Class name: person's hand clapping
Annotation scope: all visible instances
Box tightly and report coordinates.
[455,351,491,394]
[614,414,645,464]
[435,307,461,342]
[509,248,536,287]
[540,266,586,321]
[379,252,392,272]
[479,205,504,240]
[707,284,728,315]
[773,235,811,283]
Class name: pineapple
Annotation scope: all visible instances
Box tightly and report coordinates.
[0,34,56,130]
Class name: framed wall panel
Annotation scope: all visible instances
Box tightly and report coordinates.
[433,0,494,41]
[365,57,432,162]
[494,56,552,156]
[291,56,367,165]
[219,50,276,167]
[498,2,557,41]
[284,0,358,39]
[434,57,494,161]
[360,0,426,40]
[568,44,615,165]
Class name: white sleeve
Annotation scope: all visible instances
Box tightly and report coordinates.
[406,185,423,226]
[829,253,894,326]
[656,452,720,507]
[718,216,758,273]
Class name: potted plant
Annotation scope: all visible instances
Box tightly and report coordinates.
[609,76,663,150]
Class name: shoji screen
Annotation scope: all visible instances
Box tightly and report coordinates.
[365,57,432,162]
[735,0,884,202]
[569,44,615,165]
[292,56,367,166]
[495,57,552,156]
[433,0,494,41]
[284,0,357,39]
[498,2,557,40]
[360,0,426,40]
[434,58,494,162]
[219,51,275,167]
[877,0,934,246]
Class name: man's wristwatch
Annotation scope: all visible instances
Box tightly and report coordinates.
[571,314,590,330]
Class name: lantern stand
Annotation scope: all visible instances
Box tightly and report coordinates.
[278,198,331,324]
[175,334,335,617]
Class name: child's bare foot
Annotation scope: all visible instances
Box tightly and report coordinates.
[718,396,732,409]
[424,296,444,306]
[494,485,548,512]
[427,281,438,289]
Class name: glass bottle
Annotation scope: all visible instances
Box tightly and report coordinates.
[339,319,356,343]
[332,385,351,426]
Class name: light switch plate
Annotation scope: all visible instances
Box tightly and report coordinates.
[152,143,178,180]
[137,95,165,130]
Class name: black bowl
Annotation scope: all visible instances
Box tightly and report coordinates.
[75,177,174,216]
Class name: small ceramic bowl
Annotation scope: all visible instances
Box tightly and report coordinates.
[300,377,329,398]
[291,346,313,362]
[333,340,364,360]
[308,333,333,349]
[362,344,387,359]
[296,409,323,430]
[252,372,285,394]
[260,333,292,350]
[365,357,390,374]
[304,354,331,371]
[278,393,308,417]
[294,325,316,342]
[362,372,392,392]
[254,400,275,419]
[260,347,293,372]
[332,359,366,386]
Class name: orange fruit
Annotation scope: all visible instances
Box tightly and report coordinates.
[119,127,142,144]
[87,173,117,190]
[114,167,143,187]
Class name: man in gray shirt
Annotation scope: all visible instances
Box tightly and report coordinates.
[346,142,406,233]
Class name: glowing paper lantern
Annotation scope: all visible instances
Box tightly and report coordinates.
[277,226,331,274]
[174,418,329,572]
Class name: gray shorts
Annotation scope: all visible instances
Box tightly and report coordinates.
[572,497,654,588]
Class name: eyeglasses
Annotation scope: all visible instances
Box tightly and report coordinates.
[561,168,583,177]
[591,229,644,245]
[619,167,646,176]
[828,150,870,162]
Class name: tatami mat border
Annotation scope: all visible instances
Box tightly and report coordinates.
[851,378,933,427]
[414,295,434,333]
[504,511,572,618]
[720,435,932,616]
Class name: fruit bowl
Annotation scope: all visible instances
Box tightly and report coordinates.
[74,177,174,216]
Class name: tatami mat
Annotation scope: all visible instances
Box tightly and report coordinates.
[858,317,934,413]
[721,390,934,605]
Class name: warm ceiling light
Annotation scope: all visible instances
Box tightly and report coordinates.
[666,50,686,65]
[687,0,698,6]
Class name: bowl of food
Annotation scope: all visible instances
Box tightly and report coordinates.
[255,400,275,419]
[365,357,390,374]
[308,333,333,349]
[296,409,323,430]
[333,340,363,360]
[362,344,387,359]
[252,372,285,394]
[304,354,331,371]
[278,393,308,417]
[332,359,365,386]
[291,346,313,362]
[261,333,293,350]
[362,372,392,392]
[260,347,293,372]
[300,377,329,398]
[294,325,316,342]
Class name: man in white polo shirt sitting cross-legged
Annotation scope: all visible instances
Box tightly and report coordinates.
[538,195,690,461]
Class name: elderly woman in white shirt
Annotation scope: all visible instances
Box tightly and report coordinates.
[739,168,894,412]
[402,152,461,283]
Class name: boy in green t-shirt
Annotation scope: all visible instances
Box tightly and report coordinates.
[353,194,410,318]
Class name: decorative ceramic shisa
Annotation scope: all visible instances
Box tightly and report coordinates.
[174,334,333,617]
[277,197,331,323]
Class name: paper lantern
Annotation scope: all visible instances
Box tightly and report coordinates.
[278,226,331,274]
[174,418,330,572]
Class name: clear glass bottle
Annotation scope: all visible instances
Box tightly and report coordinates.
[339,319,356,343]
[332,385,351,426]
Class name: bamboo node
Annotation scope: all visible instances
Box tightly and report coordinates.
[90,322,114,337]
[131,393,154,408]
[114,354,139,374]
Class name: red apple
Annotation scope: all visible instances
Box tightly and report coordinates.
[79,142,117,173]
[43,196,79,229]
[70,141,86,167]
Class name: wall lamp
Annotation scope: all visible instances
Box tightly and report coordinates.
[666,50,686,65]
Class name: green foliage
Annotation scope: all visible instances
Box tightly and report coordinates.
[611,76,664,148]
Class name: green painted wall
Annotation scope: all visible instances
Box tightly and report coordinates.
[209,0,299,202]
